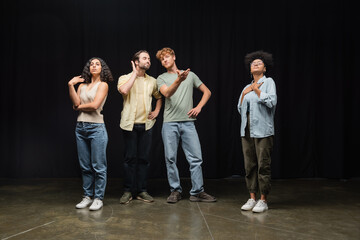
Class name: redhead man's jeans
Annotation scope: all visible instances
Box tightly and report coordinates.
[162,121,204,195]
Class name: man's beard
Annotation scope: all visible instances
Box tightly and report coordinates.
[139,63,150,71]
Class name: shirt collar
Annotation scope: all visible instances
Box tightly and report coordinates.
[251,75,266,84]
[131,72,149,80]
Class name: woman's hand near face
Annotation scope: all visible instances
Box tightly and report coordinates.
[68,76,84,108]
[68,76,85,86]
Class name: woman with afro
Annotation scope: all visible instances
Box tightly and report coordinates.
[68,57,113,211]
[237,51,277,213]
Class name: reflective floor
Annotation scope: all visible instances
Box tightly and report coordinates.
[0,178,359,240]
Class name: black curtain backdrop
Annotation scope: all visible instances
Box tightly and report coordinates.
[1,0,358,179]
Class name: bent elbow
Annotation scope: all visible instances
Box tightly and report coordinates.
[90,102,101,111]
[118,87,129,96]
[161,91,170,98]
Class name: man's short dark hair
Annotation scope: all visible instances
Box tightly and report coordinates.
[132,50,149,63]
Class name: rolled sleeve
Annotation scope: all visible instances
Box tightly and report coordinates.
[117,74,131,90]
[259,78,277,108]
[237,90,244,114]
[152,83,162,99]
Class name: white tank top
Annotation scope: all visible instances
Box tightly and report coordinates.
[77,81,107,123]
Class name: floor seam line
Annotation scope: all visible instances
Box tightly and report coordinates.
[1,220,56,240]
[202,212,328,240]
[197,203,215,240]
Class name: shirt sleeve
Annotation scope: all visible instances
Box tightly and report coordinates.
[117,74,131,90]
[259,78,277,109]
[191,72,203,88]
[237,84,250,115]
[156,75,166,90]
[237,89,245,114]
[152,79,162,99]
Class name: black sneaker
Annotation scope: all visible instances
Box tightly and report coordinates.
[167,191,182,203]
[189,192,217,202]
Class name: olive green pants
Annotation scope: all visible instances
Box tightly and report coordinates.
[241,117,273,196]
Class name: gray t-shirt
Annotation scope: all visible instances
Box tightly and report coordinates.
[157,71,203,122]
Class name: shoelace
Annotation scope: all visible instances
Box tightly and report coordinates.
[256,200,266,207]
[245,199,255,205]
[80,198,90,204]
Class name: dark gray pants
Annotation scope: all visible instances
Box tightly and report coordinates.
[241,117,273,196]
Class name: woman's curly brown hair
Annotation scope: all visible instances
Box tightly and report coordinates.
[244,50,273,72]
[81,57,114,83]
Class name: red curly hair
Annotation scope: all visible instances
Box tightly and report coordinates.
[156,47,175,61]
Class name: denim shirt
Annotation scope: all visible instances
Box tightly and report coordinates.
[237,76,277,138]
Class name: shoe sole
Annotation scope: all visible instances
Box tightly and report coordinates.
[120,197,132,204]
[167,196,181,203]
[136,196,154,203]
[252,208,268,213]
[241,205,256,211]
[189,198,217,202]
[75,205,90,209]
[75,202,93,209]
[241,207,254,211]
[89,206,103,211]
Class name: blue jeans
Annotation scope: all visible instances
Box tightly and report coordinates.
[75,122,108,200]
[122,124,152,193]
[162,121,204,195]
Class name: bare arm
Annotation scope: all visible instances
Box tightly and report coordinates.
[118,61,138,95]
[68,76,85,108]
[148,98,162,120]
[187,83,211,118]
[76,82,108,111]
[159,68,190,98]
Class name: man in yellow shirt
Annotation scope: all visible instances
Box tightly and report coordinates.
[118,50,162,204]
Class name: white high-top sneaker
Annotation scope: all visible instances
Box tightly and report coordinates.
[76,196,93,209]
[89,198,103,211]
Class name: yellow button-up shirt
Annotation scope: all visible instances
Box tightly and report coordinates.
[118,72,162,131]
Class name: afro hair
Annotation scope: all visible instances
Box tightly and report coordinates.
[244,50,273,71]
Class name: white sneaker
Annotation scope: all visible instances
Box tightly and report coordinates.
[252,200,268,213]
[76,196,93,209]
[89,198,103,211]
[241,198,257,211]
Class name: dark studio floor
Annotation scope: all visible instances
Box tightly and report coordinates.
[0,178,359,240]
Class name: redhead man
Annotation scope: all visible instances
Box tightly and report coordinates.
[156,47,216,203]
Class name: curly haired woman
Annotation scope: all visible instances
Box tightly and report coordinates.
[68,57,113,211]
[237,51,277,213]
